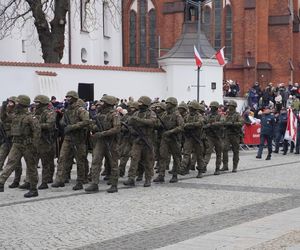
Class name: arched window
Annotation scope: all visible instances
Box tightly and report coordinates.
[214,0,222,50]
[225,5,233,61]
[139,0,147,65]
[149,9,157,66]
[203,6,211,43]
[129,10,137,65]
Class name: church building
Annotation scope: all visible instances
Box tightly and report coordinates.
[122,0,300,94]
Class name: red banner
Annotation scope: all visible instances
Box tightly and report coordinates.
[243,124,261,145]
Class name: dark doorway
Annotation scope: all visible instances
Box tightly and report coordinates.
[78,83,94,101]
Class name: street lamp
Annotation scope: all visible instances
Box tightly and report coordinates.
[186,0,212,102]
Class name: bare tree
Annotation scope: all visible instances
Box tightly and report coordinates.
[0,0,120,63]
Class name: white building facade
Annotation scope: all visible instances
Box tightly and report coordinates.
[0,0,123,66]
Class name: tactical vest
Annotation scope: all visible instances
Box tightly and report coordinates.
[206,113,223,137]
[161,111,180,130]
[185,112,204,138]
[225,112,242,135]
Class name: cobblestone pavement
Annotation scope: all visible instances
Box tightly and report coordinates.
[0,150,299,249]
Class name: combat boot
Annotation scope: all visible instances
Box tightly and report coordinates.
[214,167,220,175]
[38,183,48,190]
[153,175,165,183]
[9,182,19,188]
[119,170,125,177]
[202,166,207,173]
[72,182,83,191]
[85,183,99,193]
[143,179,151,187]
[136,175,143,182]
[220,165,229,171]
[107,185,118,193]
[123,178,135,187]
[169,175,178,183]
[51,182,65,188]
[0,183,4,192]
[232,168,237,173]
[265,155,271,160]
[19,182,30,190]
[24,189,38,198]
[190,165,195,171]
[196,171,203,178]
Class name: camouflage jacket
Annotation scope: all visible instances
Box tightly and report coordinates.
[205,112,224,138]
[223,111,243,136]
[183,111,205,140]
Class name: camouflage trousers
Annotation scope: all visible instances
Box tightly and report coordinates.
[118,138,132,175]
[38,142,55,184]
[128,142,154,181]
[90,138,119,186]
[181,137,204,172]
[0,142,23,183]
[204,136,223,170]
[159,136,181,177]
[0,143,38,189]
[222,134,240,169]
[55,137,86,184]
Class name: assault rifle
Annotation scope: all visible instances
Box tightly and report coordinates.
[95,117,112,159]
[63,112,78,155]
[121,121,152,150]
[156,115,180,145]
[0,122,11,146]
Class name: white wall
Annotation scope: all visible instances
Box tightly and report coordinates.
[0,64,165,102]
[159,58,223,104]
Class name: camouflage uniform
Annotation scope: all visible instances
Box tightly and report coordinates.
[154,97,183,183]
[52,91,89,190]
[179,101,205,178]
[0,95,41,198]
[221,100,243,172]
[124,96,157,187]
[34,95,56,189]
[85,95,121,193]
[0,97,23,187]
[118,102,139,177]
[204,101,224,175]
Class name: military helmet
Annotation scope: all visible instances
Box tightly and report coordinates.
[209,101,219,108]
[8,96,17,103]
[188,100,201,110]
[227,100,237,107]
[16,95,31,107]
[100,95,117,105]
[34,95,50,105]
[128,101,139,110]
[178,101,188,111]
[157,102,166,110]
[138,96,152,106]
[65,90,79,99]
[165,97,178,106]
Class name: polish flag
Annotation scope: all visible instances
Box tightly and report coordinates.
[284,108,298,143]
[194,46,203,68]
[215,47,226,66]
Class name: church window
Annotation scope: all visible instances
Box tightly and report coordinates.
[129,10,137,65]
[149,9,157,66]
[139,0,147,66]
[214,0,222,50]
[225,5,232,61]
[203,6,211,43]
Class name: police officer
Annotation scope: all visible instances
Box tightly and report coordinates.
[274,108,288,155]
[34,95,56,189]
[221,100,243,172]
[256,108,275,160]
[0,95,41,198]
[153,97,183,183]
[123,96,157,187]
[52,91,89,190]
[85,95,121,193]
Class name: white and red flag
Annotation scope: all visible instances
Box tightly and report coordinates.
[194,45,203,68]
[284,108,298,143]
[215,47,226,66]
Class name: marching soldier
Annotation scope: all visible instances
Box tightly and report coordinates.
[33,95,56,189]
[221,100,243,172]
[85,95,121,193]
[52,91,89,190]
[153,97,183,183]
[0,95,41,198]
[179,101,205,178]
[0,96,23,188]
[204,101,224,175]
[123,96,157,187]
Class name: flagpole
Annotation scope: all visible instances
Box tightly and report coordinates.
[197,66,200,102]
